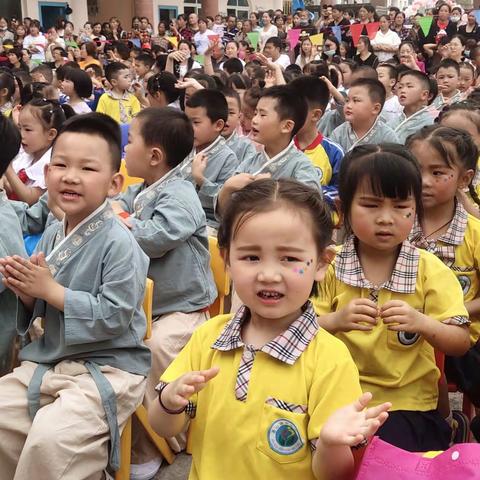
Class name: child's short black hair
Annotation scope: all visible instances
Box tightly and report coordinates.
[289,75,330,112]
[55,113,122,172]
[436,58,460,75]
[147,72,179,104]
[135,108,194,168]
[339,143,423,231]
[350,78,386,108]
[377,63,397,81]
[221,86,241,110]
[0,115,21,177]
[135,52,155,70]
[218,178,333,296]
[398,69,430,92]
[223,58,244,75]
[56,62,80,81]
[30,64,54,84]
[351,65,378,81]
[0,69,16,100]
[64,67,93,98]
[105,61,129,83]
[185,89,228,123]
[259,85,308,138]
[84,63,103,78]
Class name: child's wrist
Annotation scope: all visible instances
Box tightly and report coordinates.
[157,382,187,415]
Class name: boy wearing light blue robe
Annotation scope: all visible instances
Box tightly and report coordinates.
[0,114,150,478]
[0,191,27,376]
[113,108,216,471]
[225,130,257,165]
[392,107,436,144]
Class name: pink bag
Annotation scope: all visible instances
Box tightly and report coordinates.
[355,436,480,480]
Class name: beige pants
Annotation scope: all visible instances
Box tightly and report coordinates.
[132,311,208,464]
[0,360,146,480]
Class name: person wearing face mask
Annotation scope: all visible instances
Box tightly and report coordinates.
[420,3,458,48]
[0,17,14,50]
[450,7,463,26]
[294,9,317,37]
[321,35,340,64]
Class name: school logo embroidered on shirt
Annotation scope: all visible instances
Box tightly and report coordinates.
[268,419,304,455]
[315,167,324,181]
[457,275,471,295]
[398,331,420,346]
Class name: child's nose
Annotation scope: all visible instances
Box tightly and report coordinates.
[257,265,282,283]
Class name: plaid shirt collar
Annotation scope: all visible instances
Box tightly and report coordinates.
[211,301,319,365]
[336,235,419,294]
[409,202,467,267]
[410,202,468,247]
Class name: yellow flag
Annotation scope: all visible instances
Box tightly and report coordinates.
[309,33,323,46]
[167,36,178,48]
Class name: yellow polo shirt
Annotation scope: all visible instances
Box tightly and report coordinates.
[409,204,480,344]
[314,239,468,412]
[95,91,140,124]
[161,305,361,480]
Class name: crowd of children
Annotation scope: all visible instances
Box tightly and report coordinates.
[1,3,480,480]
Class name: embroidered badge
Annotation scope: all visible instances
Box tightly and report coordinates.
[398,331,420,346]
[268,419,304,455]
[457,275,471,296]
[316,167,324,182]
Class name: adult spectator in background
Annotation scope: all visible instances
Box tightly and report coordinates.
[152,20,171,50]
[44,27,66,63]
[188,13,200,35]
[447,34,465,63]
[353,35,379,68]
[0,17,14,49]
[295,36,320,68]
[259,11,278,50]
[391,12,410,41]
[249,12,261,32]
[294,9,317,36]
[224,15,238,43]
[450,6,463,27]
[63,21,77,47]
[421,3,457,47]
[263,36,290,69]
[235,20,252,44]
[193,17,214,54]
[389,7,400,23]
[14,24,26,47]
[274,15,287,45]
[109,16,125,41]
[329,5,350,28]
[458,11,480,43]
[372,15,401,62]
[23,20,47,65]
[365,5,378,23]
[175,14,193,43]
[210,42,228,69]
[78,41,101,69]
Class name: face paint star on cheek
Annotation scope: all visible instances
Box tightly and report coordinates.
[293,259,313,275]
[404,211,412,219]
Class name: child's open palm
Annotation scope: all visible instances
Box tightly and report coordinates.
[319,392,391,448]
[161,367,220,411]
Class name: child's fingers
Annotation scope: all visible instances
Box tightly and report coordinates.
[364,402,391,420]
[380,300,404,311]
[381,307,406,319]
[349,322,374,332]
[353,305,378,318]
[199,366,220,382]
[353,392,373,412]
[352,314,377,325]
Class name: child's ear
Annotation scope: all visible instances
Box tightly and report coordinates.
[150,146,165,167]
[0,87,8,99]
[108,172,124,197]
[214,119,225,133]
[311,108,323,123]
[43,163,51,188]
[372,102,382,115]
[420,89,430,103]
[314,245,336,282]
[47,128,58,142]
[459,169,475,190]
[281,119,295,135]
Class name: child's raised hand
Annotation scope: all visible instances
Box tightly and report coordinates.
[161,367,220,412]
[380,300,423,333]
[224,173,257,193]
[318,392,391,448]
[175,77,204,91]
[192,152,208,186]
[336,298,378,332]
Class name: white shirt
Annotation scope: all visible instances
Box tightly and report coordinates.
[260,25,278,49]
[274,54,291,70]
[70,101,92,115]
[12,147,52,189]
[371,29,401,62]
[23,34,48,62]
[179,60,202,79]
[194,29,215,54]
